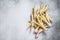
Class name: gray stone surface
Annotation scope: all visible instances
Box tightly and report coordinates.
[0,0,60,40]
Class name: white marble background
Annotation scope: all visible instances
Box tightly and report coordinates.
[0,0,60,40]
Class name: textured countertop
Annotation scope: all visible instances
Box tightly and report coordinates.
[0,0,60,40]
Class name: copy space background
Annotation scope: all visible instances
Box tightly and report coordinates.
[0,0,60,40]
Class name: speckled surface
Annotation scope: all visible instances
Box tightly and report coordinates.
[0,0,60,40]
